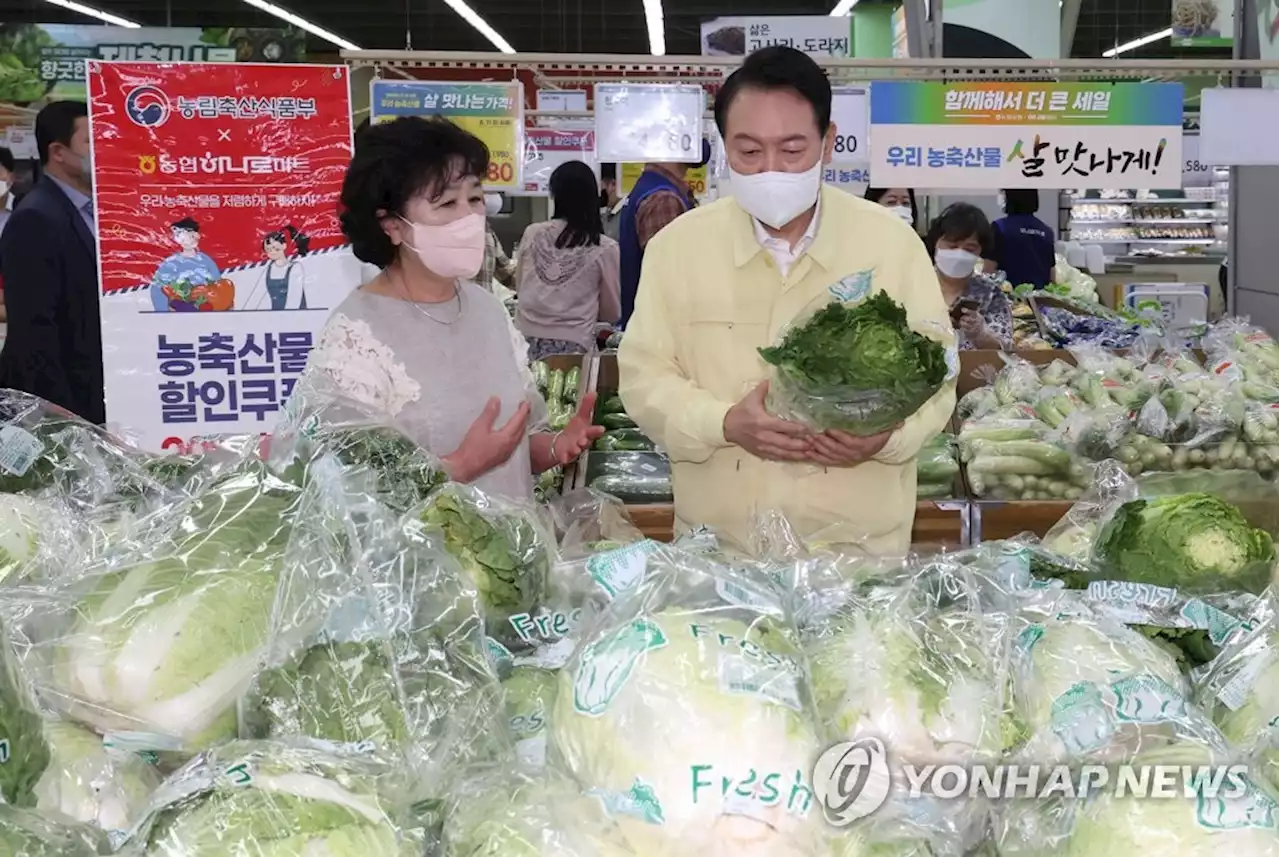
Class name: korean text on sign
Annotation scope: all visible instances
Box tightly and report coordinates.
[156,331,313,425]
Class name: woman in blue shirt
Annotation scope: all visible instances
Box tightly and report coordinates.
[991,189,1055,289]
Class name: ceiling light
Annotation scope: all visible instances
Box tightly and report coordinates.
[1102,27,1173,57]
[442,0,516,53]
[830,0,859,15]
[240,0,361,51]
[644,0,666,56]
[43,0,141,28]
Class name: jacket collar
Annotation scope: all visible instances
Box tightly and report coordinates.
[731,184,839,272]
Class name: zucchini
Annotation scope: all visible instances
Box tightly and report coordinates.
[600,412,638,431]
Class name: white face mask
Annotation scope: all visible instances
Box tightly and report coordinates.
[728,159,823,230]
[935,247,980,278]
[888,205,913,224]
[483,193,502,217]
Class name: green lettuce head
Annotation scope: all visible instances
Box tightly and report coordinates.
[759,292,949,435]
[35,720,161,835]
[0,803,105,857]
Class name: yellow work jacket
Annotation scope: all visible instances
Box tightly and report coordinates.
[617,186,957,555]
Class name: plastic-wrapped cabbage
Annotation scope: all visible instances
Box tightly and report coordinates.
[1195,616,1279,788]
[0,493,64,585]
[0,802,105,857]
[419,485,552,643]
[996,742,1279,857]
[1011,599,1213,764]
[119,741,429,855]
[243,512,507,797]
[35,720,161,835]
[550,545,831,857]
[804,571,1018,854]
[504,666,557,769]
[442,765,631,857]
[34,459,306,751]
[0,620,49,807]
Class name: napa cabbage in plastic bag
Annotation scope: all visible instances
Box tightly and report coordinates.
[35,720,161,835]
[0,803,105,857]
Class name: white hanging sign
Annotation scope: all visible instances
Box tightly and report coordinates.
[521,126,597,195]
[594,83,704,163]
[1200,88,1279,166]
[743,16,852,57]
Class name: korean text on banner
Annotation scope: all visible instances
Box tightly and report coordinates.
[869,82,1185,190]
[823,86,871,196]
[522,127,597,195]
[595,83,704,163]
[743,16,852,57]
[370,80,525,189]
[88,61,354,453]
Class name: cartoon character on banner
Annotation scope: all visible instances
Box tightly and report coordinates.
[149,217,234,312]
[241,225,312,311]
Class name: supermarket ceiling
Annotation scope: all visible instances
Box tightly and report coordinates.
[0,0,1219,59]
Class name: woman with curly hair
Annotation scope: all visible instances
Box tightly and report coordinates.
[299,117,602,499]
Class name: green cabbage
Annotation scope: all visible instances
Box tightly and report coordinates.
[1196,621,1280,789]
[503,666,557,768]
[35,720,161,834]
[759,292,949,435]
[0,803,105,857]
[1093,493,1276,593]
[127,742,424,856]
[0,494,45,584]
[551,606,828,856]
[0,624,49,807]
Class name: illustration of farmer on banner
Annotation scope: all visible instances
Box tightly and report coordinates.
[149,217,235,312]
[241,224,314,311]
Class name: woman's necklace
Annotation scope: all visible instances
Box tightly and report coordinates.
[396,270,463,325]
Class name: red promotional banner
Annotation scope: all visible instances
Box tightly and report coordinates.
[88,61,355,452]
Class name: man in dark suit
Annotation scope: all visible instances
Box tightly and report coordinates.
[0,100,104,425]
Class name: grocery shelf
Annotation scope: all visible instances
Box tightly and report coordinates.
[1070,218,1218,224]
[1071,198,1217,204]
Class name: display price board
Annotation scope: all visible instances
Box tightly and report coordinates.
[370,80,525,190]
[88,61,354,452]
[595,83,704,163]
[1181,134,1213,187]
[823,87,871,196]
[522,126,597,195]
[870,82,1185,189]
[620,163,708,197]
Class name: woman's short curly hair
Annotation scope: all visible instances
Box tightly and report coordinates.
[339,116,489,268]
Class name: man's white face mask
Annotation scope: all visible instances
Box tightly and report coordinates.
[727,158,824,230]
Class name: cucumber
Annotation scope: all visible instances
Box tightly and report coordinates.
[594,428,657,452]
[600,412,638,431]
[589,473,672,500]
[533,361,550,394]
[600,395,626,415]
[547,369,566,404]
[564,366,581,401]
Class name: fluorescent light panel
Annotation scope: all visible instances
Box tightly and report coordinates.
[44,0,141,28]
[1102,27,1173,57]
[644,0,666,56]
[241,0,361,51]
[443,0,516,53]
[830,0,858,15]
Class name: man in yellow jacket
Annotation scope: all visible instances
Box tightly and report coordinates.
[618,46,957,555]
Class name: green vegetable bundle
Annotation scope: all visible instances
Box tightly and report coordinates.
[917,433,958,499]
[759,292,949,435]
[1094,492,1276,595]
[959,417,1089,500]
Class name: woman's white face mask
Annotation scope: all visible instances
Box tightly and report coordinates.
[935,247,980,278]
[728,159,824,230]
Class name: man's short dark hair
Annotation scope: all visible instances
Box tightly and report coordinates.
[339,116,489,268]
[35,100,87,165]
[714,46,832,136]
[0,147,15,174]
[172,218,199,232]
[1003,189,1040,216]
[925,203,994,260]
[599,162,617,182]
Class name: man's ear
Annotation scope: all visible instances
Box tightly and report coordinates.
[821,123,837,166]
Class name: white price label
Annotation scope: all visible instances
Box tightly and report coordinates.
[595,83,704,163]
[829,87,869,160]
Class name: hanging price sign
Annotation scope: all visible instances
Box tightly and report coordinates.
[521,126,597,195]
[830,86,869,159]
[370,80,525,190]
[595,83,704,163]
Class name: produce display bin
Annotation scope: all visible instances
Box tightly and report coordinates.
[912,500,970,549]
[627,503,676,542]
[969,500,1074,542]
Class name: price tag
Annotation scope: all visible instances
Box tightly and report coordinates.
[829,86,869,161]
[1181,133,1213,187]
[521,125,597,195]
[595,83,704,163]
